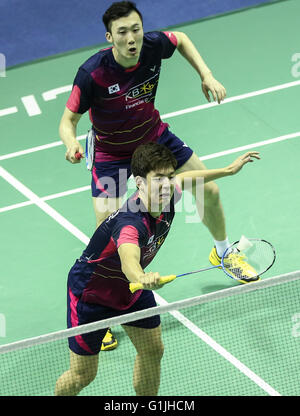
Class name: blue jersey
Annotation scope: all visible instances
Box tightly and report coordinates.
[66,31,178,162]
[68,186,182,310]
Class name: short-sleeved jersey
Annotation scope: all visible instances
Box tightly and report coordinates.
[66,31,178,162]
[68,186,182,310]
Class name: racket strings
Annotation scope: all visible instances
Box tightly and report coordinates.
[224,252,248,266]
[223,252,257,280]
[224,240,275,280]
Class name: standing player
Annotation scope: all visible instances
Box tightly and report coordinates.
[59,1,247,349]
[54,143,260,396]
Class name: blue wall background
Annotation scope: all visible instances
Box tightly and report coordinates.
[1,0,281,67]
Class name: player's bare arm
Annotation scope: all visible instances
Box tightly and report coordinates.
[59,107,84,163]
[118,243,164,290]
[172,31,226,104]
[176,151,260,190]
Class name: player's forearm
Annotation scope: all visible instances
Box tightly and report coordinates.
[59,108,82,148]
[121,261,145,284]
[119,244,146,283]
[175,32,213,81]
[119,246,163,290]
[178,152,260,186]
[178,168,231,186]
[59,117,78,148]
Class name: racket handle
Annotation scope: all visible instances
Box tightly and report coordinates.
[75,152,83,160]
[129,282,144,293]
[129,275,177,293]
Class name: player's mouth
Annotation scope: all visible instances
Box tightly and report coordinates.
[128,47,137,55]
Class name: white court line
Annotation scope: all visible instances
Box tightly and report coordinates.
[0,168,281,395]
[21,95,42,116]
[1,79,300,162]
[0,135,86,162]
[200,131,300,161]
[0,185,90,214]
[1,131,299,214]
[0,106,18,117]
[161,79,300,119]
[0,166,89,246]
[154,292,281,396]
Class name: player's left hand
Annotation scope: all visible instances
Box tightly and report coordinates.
[227,151,261,175]
[202,73,226,104]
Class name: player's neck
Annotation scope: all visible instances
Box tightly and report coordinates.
[138,192,162,218]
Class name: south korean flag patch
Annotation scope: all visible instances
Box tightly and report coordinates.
[108,83,120,94]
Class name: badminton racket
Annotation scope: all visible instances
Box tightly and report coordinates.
[129,237,276,293]
[75,129,95,170]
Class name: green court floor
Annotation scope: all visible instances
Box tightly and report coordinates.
[1,0,300,396]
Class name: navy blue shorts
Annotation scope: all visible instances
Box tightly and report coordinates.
[91,128,193,198]
[67,288,160,356]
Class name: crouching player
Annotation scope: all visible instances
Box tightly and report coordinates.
[55,143,260,396]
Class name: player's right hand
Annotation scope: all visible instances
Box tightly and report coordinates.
[138,272,164,290]
[65,141,84,164]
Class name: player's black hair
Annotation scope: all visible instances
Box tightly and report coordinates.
[103,1,143,33]
[131,142,177,178]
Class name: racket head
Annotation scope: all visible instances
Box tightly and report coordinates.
[85,129,95,170]
[221,238,276,282]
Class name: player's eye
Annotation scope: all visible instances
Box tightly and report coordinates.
[153,176,175,184]
[152,177,164,184]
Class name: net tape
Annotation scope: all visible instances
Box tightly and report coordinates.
[0,270,299,355]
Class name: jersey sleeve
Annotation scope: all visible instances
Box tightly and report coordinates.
[161,31,178,58]
[112,217,148,249]
[145,31,177,59]
[66,68,93,114]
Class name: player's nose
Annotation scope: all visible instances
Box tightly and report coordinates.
[127,33,135,44]
[161,179,171,191]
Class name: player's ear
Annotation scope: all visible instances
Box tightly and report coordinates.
[135,176,141,189]
[105,32,113,43]
[135,176,144,190]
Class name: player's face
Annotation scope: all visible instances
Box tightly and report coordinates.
[146,168,177,214]
[106,11,144,68]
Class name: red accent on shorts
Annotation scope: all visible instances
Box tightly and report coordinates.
[68,288,94,354]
